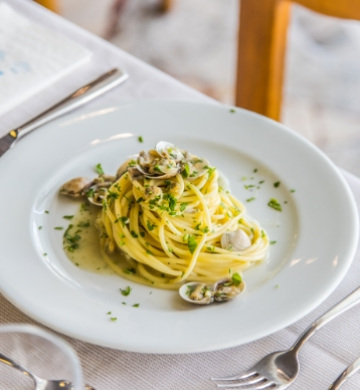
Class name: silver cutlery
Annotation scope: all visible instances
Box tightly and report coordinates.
[328,355,360,389]
[0,67,128,158]
[0,351,95,389]
[211,284,360,389]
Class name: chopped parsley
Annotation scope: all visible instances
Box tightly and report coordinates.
[107,191,119,201]
[120,286,132,296]
[231,272,242,286]
[124,267,136,275]
[138,136,144,143]
[207,166,216,176]
[147,220,157,231]
[95,163,104,175]
[115,216,129,226]
[163,193,177,212]
[268,198,282,211]
[77,221,90,228]
[187,235,198,254]
[180,202,188,212]
[63,224,82,252]
[181,163,190,178]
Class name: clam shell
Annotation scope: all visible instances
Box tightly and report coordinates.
[179,282,214,305]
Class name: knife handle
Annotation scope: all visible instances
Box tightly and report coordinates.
[13,68,128,140]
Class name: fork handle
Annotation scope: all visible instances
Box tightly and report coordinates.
[0,351,37,384]
[328,355,360,389]
[291,285,360,354]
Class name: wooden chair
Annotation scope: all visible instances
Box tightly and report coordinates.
[35,0,58,13]
[236,0,360,121]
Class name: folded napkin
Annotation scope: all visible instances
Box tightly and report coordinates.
[0,2,92,116]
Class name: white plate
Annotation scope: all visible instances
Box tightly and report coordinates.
[0,100,358,353]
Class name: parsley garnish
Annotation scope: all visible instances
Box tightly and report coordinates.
[107,191,119,201]
[181,163,190,178]
[231,272,242,286]
[120,286,132,296]
[187,235,198,254]
[95,163,104,175]
[179,202,188,212]
[147,220,157,231]
[124,267,136,275]
[131,230,139,238]
[268,198,282,211]
[63,224,81,252]
[116,216,129,226]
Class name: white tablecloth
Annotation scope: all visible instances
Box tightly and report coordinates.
[1,1,360,389]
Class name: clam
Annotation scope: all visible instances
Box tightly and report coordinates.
[133,142,183,180]
[155,141,184,162]
[59,174,115,207]
[116,159,133,179]
[221,229,251,251]
[179,282,214,305]
[135,157,180,179]
[182,156,210,179]
[128,141,213,181]
[59,177,91,199]
[179,274,246,305]
[214,278,246,302]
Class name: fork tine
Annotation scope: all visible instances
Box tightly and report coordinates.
[215,375,269,388]
[211,369,257,382]
[219,382,276,390]
[215,380,276,389]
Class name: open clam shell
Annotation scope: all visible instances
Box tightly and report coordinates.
[179,277,246,305]
[214,278,246,302]
[179,282,214,305]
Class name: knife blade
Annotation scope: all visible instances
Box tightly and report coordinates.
[0,68,128,158]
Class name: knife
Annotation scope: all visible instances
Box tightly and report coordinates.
[0,68,128,158]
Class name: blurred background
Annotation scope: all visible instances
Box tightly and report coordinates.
[57,0,360,176]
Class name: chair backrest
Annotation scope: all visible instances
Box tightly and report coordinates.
[235,0,360,121]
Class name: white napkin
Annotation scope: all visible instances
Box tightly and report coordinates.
[0,2,92,116]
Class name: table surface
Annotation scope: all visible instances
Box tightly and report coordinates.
[1,1,360,389]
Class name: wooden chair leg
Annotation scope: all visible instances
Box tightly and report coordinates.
[103,0,128,40]
[35,0,59,13]
[161,0,173,12]
[235,0,291,121]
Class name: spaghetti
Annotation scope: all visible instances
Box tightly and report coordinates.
[96,142,269,289]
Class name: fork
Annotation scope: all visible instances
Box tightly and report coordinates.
[211,284,360,389]
[328,355,360,389]
[0,351,95,390]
